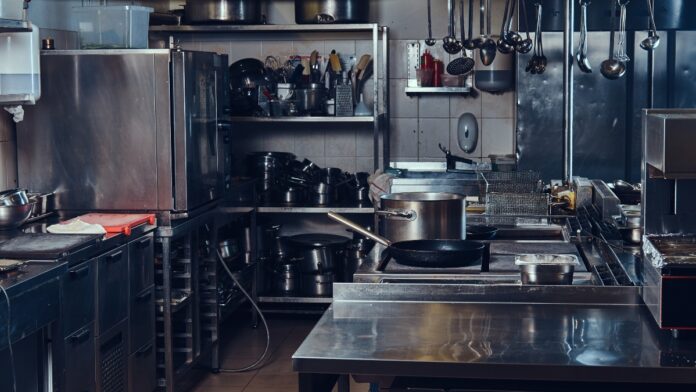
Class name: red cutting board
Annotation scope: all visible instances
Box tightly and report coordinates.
[69,213,156,236]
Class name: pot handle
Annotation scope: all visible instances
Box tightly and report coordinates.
[375,209,417,220]
[327,211,391,247]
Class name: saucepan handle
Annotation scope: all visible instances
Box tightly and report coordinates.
[375,209,417,220]
[327,212,391,247]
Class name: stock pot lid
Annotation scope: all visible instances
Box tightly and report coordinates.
[288,234,350,248]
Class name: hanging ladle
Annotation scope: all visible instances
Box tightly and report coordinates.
[425,0,436,46]
[462,0,476,50]
[443,0,464,54]
[576,0,592,73]
[640,0,660,51]
[516,0,533,53]
[601,0,626,79]
[497,0,515,54]
[479,0,497,65]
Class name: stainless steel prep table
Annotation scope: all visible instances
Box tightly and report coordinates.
[293,284,696,391]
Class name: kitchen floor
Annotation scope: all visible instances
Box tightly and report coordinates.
[190,315,370,392]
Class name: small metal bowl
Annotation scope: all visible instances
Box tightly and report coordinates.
[0,201,36,229]
[0,189,29,206]
[516,254,579,285]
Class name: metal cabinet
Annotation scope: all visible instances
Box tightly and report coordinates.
[129,234,154,297]
[128,341,156,392]
[64,322,97,392]
[129,286,155,354]
[96,319,128,392]
[62,258,96,337]
[97,245,128,336]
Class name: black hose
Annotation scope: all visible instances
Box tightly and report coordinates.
[215,250,271,372]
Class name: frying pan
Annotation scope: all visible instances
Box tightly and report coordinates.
[466,225,498,240]
[328,212,485,268]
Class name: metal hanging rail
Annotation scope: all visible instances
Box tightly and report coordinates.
[563,0,575,183]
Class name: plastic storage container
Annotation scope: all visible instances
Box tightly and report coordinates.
[0,24,41,105]
[73,5,153,49]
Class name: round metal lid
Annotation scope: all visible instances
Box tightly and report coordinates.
[287,234,350,248]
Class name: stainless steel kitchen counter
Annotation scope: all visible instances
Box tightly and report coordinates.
[293,297,696,387]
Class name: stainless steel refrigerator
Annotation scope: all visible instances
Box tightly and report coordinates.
[17,49,228,215]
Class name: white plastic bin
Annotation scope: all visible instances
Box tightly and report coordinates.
[73,5,153,49]
[0,24,41,105]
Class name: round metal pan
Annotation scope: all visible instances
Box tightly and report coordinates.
[328,212,485,268]
[466,225,499,240]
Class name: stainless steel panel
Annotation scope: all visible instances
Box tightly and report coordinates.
[171,51,219,211]
[18,50,172,211]
[674,32,696,107]
[644,110,696,178]
[517,32,628,181]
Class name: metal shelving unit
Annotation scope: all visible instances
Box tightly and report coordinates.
[258,295,333,304]
[150,23,381,33]
[150,22,390,170]
[257,206,373,214]
[225,116,375,123]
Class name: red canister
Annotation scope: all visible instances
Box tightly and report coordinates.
[433,60,444,87]
[421,50,434,69]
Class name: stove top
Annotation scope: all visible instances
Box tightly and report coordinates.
[358,240,593,285]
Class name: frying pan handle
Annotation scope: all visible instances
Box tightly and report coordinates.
[327,212,391,247]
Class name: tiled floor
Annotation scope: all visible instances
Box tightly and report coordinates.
[190,316,370,392]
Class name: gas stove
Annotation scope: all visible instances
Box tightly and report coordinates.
[354,240,594,285]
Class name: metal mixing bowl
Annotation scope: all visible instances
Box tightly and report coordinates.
[0,201,36,229]
[0,189,29,206]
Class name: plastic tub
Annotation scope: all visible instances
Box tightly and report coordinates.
[0,23,41,105]
[74,5,153,49]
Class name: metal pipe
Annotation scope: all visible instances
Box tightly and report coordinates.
[563,0,575,183]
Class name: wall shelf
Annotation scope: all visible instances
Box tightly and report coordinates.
[150,23,380,34]
[0,19,30,33]
[258,295,333,304]
[226,116,374,124]
[405,86,472,95]
[257,206,373,214]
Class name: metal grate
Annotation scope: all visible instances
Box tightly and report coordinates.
[485,193,549,216]
[100,334,126,392]
[478,171,542,195]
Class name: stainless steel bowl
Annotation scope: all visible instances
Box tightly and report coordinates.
[516,254,578,285]
[0,189,28,206]
[0,201,36,229]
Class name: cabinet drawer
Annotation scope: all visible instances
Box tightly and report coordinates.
[128,341,156,392]
[97,245,128,336]
[62,258,96,337]
[129,285,154,354]
[64,323,96,392]
[97,320,128,392]
[129,234,154,296]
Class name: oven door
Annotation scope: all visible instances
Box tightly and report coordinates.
[171,50,220,212]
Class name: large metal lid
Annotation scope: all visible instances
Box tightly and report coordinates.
[287,234,350,248]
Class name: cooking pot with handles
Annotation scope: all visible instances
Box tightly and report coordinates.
[295,0,370,24]
[378,192,466,242]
